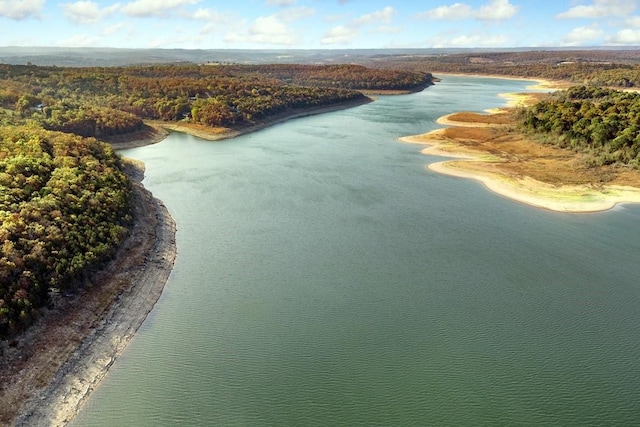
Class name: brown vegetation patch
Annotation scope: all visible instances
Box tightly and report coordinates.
[446,111,513,125]
[440,126,504,142]
[434,115,640,188]
[409,105,640,191]
[157,121,235,141]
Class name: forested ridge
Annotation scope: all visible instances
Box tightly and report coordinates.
[517,86,640,167]
[0,127,131,337]
[0,63,431,135]
[373,51,640,89]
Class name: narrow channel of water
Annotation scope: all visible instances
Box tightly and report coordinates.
[73,76,640,425]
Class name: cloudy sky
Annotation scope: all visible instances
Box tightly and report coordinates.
[1,0,639,49]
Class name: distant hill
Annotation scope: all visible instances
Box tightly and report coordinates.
[3,46,640,68]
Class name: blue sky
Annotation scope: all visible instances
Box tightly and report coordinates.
[1,0,639,49]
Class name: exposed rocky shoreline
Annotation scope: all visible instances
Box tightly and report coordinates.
[1,164,176,426]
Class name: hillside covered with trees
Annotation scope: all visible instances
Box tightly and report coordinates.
[517,86,640,168]
[0,127,132,337]
[0,63,431,136]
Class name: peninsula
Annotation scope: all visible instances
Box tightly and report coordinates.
[400,77,640,212]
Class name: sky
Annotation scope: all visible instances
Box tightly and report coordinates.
[1,0,640,49]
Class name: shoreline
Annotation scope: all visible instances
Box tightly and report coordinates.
[426,159,640,213]
[109,96,374,150]
[2,164,177,426]
[400,105,640,213]
[432,71,567,91]
[3,95,372,426]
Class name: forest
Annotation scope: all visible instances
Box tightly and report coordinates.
[0,63,432,135]
[0,126,131,337]
[517,86,640,167]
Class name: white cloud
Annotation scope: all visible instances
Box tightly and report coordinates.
[476,0,518,21]
[224,15,296,45]
[0,0,45,20]
[62,1,121,24]
[191,8,236,35]
[120,0,200,18]
[562,24,605,45]
[321,25,358,45]
[556,0,636,19]
[219,4,313,45]
[626,16,640,27]
[374,25,402,35]
[417,3,473,20]
[353,6,395,26]
[192,8,225,21]
[607,28,640,44]
[418,0,517,22]
[319,7,395,45]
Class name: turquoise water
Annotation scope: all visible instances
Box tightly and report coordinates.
[72,76,640,426]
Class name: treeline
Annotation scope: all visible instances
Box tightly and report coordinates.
[517,86,640,167]
[0,126,132,337]
[0,63,431,135]
[371,51,640,88]
[41,106,143,137]
[229,64,432,90]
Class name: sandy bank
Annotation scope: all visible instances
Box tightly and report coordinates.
[2,163,177,426]
[400,110,640,213]
[427,159,640,213]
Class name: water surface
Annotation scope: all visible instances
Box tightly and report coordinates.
[73,76,640,426]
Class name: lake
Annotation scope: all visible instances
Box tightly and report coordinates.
[72,76,640,426]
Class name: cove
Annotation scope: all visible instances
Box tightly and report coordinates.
[72,76,640,426]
